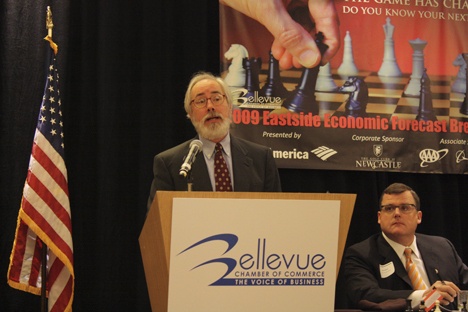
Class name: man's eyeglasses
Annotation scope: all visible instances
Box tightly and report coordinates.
[191,94,226,108]
[380,204,417,214]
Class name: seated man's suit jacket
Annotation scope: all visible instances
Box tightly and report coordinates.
[344,232,468,310]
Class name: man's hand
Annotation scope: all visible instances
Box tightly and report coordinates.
[424,281,460,306]
[220,0,340,69]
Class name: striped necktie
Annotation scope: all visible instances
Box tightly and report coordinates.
[404,248,427,290]
[214,143,232,192]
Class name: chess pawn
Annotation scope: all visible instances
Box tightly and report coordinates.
[434,300,442,312]
[416,69,437,121]
[315,62,338,92]
[260,50,289,99]
[283,32,328,114]
[242,57,262,99]
[337,31,359,77]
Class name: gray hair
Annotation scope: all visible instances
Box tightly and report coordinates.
[183,71,233,117]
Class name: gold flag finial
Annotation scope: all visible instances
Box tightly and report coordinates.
[44,6,58,55]
[46,6,54,38]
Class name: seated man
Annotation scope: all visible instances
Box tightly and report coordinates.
[344,183,468,310]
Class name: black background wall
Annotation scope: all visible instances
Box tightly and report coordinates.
[1,0,467,311]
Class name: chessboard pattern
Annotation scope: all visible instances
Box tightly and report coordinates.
[258,66,468,122]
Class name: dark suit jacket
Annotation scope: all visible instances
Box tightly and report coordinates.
[344,232,468,309]
[147,135,282,209]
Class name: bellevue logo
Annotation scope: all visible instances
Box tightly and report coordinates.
[177,233,327,287]
[232,88,283,109]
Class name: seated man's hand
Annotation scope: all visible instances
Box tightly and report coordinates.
[424,281,460,306]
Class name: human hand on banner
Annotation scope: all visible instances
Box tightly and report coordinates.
[220,0,340,69]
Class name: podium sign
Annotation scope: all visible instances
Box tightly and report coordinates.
[139,191,356,312]
[168,198,340,312]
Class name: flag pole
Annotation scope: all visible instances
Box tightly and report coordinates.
[40,7,54,312]
[41,240,48,312]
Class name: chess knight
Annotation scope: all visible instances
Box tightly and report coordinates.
[339,76,369,117]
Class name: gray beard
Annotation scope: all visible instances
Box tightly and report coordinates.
[192,117,231,141]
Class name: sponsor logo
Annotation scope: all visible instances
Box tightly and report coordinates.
[373,144,383,157]
[311,146,338,161]
[272,147,337,161]
[419,148,448,167]
[273,149,309,159]
[177,234,327,287]
[232,89,282,110]
[456,150,468,163]
[355,145,402,170]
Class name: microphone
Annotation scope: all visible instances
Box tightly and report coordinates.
[179,140,203,177]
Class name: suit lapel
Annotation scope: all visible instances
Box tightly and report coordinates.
[416,235,438,284]
[377,234,413,288]
[230,137,253,191]
[189,152,212,190]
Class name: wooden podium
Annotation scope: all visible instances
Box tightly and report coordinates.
[139,191,356,312]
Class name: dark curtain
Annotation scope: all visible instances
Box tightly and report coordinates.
[1,0,467,311]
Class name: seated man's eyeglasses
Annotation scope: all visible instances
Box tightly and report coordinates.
[191,94,226,108]
[380,204,417,214]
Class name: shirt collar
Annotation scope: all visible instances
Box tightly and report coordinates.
[382,232,422,259]
[199,134,231,159]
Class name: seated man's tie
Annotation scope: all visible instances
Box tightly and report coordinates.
[404,247,427,290]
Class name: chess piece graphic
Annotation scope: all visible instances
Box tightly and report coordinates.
[416,69,437,121]
[338,76,368,117]
[260,50,289,98]
[242,57,262,99]
[337,31,359,77]
[315,62,338,92]
[283,32,328,114]
[404,38,427,97]
[452,53,467,94]
[460,53,468,115]
[378,17,402,77]
[224,44,249,89]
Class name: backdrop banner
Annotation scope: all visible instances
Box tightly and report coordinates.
[219,1,468,174]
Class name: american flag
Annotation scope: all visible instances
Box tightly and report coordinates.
[8,38,74,312]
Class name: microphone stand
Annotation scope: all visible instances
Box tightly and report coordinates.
[186,171,193,192]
